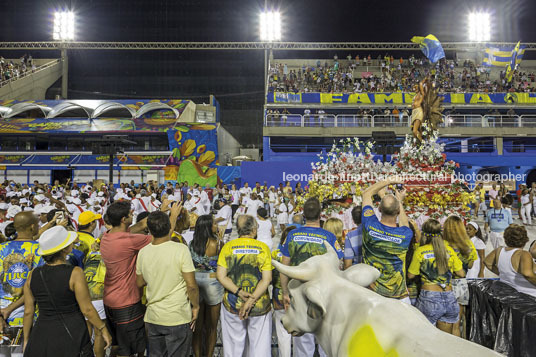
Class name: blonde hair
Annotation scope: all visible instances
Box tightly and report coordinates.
[421,219,448,275]
[323,218,344,247]
[443,215,471,256]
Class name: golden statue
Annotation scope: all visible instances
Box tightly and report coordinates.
[411,77,443,142]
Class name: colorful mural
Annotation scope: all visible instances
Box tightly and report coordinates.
[166,124,219,186]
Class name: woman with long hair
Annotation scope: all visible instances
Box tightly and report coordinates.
[442,215,477,338]
[408,219,465,334]
[189,215,223,357]
[466,222,486,278]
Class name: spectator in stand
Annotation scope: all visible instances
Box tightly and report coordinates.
[136,208,198,357]
[484,224,536,297]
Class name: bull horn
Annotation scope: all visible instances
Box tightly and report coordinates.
[323,240,339,259]
[272,259,315,282]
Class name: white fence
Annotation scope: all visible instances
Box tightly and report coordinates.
[264,114,536,128]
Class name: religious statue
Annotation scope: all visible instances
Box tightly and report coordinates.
[411,77,443,143]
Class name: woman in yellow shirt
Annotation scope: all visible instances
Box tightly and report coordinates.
[408,219,465,335]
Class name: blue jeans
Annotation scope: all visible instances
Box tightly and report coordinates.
[146,322,192,357]
[416,289,459,325]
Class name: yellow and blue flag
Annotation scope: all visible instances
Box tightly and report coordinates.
[483,42,525,67]
[411,34,445,63]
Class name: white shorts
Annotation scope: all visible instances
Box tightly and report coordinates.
[85,299,106,321]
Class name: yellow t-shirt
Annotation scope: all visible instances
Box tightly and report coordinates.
[217,237,272,316]
[136,241,195,326]
[77,231,96,258]
[408,243,463,286]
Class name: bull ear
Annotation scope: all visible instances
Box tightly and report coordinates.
[304,285,326,319]
[342,264,381,287]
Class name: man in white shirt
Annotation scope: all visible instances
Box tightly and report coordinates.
[268,187,278,218]
[239,183,252,196]
[198,187,210,214]
[214,199,233,239]
[245,193,263,216]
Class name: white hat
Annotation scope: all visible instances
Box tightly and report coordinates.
[72,198,82,205]
[37,189,44,194]
[34,194,46,202]
[37,226,78,256]
[71,190,79,197]
[22,189,30,195]
[98,191,105,197]
[20,198,28,204]
[6,192,15,198]
[6,206,22,219]
[36,205,55,215]
[0,203,8,210]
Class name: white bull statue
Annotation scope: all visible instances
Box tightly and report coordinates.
[272,242,502,357]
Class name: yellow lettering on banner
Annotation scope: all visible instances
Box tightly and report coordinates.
[470,93,492,104]
[348,325,399,357]
[374,93,403,104]
[331,94,344,103]
[516,93,536,104]
[450,93,466,104]
[348,93,372,104]
[320,93,334,104]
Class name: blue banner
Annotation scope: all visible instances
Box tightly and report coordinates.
[267,92,536,105]
[240,161,313,187]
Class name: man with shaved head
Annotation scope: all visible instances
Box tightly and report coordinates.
[0,211,43,330]
[361,178,413,304]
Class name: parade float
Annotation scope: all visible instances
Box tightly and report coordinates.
[305,78,474,221]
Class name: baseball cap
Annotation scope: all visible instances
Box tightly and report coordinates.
[6,206,22,219]
[38,226,78,256]
[78,211,102,226]
[0,203,8,211]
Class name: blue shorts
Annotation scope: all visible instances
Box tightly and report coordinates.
[416,290,459,325]
[195,272,224,306]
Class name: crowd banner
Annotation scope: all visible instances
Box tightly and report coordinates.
[267,92,536,105]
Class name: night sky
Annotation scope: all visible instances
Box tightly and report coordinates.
[2,0,535,145]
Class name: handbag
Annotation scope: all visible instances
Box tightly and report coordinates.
[39,268,94,357]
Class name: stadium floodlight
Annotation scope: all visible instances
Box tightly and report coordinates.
[259,11,281,42]
[467,12,491,42]
[53,11,75,41]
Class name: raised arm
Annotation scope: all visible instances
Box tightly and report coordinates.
[395,188,409,227]
[361,178,402,208]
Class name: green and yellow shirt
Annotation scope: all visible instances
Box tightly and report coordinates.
[217,237,272,316]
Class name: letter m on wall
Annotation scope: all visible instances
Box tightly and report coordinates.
[374,93,403,104]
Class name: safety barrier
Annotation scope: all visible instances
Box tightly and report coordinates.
[265,113,535,128]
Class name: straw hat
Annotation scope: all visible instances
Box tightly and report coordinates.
[38,226,78,256]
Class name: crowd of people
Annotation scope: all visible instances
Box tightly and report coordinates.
[0,55,36,85]
[268,54,536,94]
[0,177,535,356]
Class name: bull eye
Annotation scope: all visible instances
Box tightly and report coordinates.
[306,299,323,319]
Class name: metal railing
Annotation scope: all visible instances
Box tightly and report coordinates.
[264,113,536,128]
[0,59,61,88]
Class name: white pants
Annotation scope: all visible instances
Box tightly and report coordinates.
[221,305,272,357]
[521,204,532,224]
[269,203,275,217]
[273,310,291,357]
[293,333,326,357]
[489,231,505,249]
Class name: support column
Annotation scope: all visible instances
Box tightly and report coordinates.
[61,48,68,98]
[495,137,503,155]
[461,139,468,153]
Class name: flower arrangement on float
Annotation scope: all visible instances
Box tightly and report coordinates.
[301,128,474,221]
